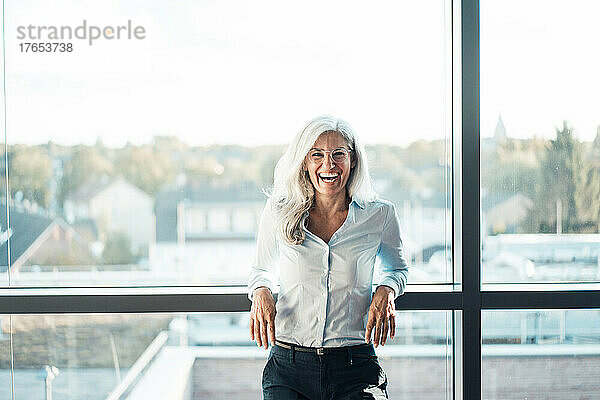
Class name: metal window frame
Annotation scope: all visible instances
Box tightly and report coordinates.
[2,288,600,314]
[461,0,481,398]
[2,1,600,399]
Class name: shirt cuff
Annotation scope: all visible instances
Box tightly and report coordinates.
[248,282,274,301]
[376,279,402,299]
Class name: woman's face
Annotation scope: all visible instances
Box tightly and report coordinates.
[304,131,355,200]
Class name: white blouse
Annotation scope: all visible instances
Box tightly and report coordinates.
[248,197,409,347]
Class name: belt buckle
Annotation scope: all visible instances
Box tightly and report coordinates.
[316,348,325,355]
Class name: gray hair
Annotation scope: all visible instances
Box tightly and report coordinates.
[268,115,377,245]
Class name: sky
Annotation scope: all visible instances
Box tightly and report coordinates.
[1,0,599,147]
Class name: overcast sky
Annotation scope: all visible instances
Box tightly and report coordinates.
[2,0,599,147]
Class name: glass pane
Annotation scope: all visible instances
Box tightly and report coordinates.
[1,57,7,285]
[378,311,454,398]
[483,309,600,399]
[0,315,14,399]
[3,0,452,287]
[480,0,600,283]
[0,143,8,286]
[8,311,451,399]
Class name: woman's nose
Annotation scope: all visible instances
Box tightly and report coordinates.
[322,153,334,168]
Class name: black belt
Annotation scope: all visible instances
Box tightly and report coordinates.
[275,340,373,356]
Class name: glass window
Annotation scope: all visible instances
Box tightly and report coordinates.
[0,145,8,286]
[480,0,600,283]
[3,0,453,287]
[6,311,452,399]
[483,309,600,399]
[379,311,454,398]
[0,315,13,399]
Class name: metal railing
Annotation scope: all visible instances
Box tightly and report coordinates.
[104,331,169,400]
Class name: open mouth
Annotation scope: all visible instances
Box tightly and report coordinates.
[318,172,339,183]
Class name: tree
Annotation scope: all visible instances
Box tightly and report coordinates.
[102,231,135,264]
[6,146,53,208]
[59,146,114,208]
[482,138,542,200]
[115,146,175,195]
[593,127,600,150]
[530,121,589,233]
[577,163,600,231]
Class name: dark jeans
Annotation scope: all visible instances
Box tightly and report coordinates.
[262,342,388,399]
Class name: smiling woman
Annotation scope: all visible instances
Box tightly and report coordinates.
[248,115,409,399]
[266,116,378,246]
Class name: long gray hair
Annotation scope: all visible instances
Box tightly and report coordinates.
[268,115,377,245]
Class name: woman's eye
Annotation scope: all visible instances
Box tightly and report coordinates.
[311,152,324,158]
[332,151,345,158]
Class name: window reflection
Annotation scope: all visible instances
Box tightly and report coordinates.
[481,0,600,283]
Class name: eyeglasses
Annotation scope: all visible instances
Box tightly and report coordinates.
[308,147,352,164]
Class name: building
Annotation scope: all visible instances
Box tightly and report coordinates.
[64,175,154,253]
[154,182,266,244]
[151,182,266,283]
[0,205,94,273]
[482,192,534,234]
[481,115,509,153]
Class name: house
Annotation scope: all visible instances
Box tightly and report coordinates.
[64,175,154,253]
[0,205,95,272]
[154,181,266,243]
[150,181,266,282]
[377,181,451,263]
[482,192,534,234]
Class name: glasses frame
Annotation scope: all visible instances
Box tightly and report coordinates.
[307,147,353,164]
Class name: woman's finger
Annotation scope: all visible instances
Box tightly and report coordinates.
[268,318,276,345]
[364,312,375,343]
[374,316,382,347]
[382,314,389,345]
[249,316,255,340]
[261,317,269,349]
[390,312,396,339]
[254,313,262,347]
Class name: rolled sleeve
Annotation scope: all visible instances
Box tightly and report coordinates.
[376,202,409,298]
[247,199,279,301]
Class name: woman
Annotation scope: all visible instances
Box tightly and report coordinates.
[248,115,409,399]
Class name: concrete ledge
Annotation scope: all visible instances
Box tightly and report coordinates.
[126,347,195,400]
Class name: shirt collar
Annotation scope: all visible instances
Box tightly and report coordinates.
[350,197,365,209]
[302,197,364,228]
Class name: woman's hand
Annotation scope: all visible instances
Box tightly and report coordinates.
[250,287,277,349]
[365,285,396,347]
